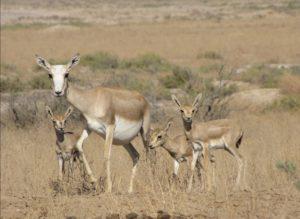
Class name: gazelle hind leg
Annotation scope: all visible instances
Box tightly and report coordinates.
[76,129,96,183]
[209,153,216,191]
[224,146,244,190]
[123,143,140,193]
[103,125,115,193]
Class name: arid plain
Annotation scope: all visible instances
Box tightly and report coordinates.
[1,0,300,218]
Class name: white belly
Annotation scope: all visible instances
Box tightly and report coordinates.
[209,138,225,150]
[86,116,142,145]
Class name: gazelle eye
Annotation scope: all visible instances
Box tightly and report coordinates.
[157,135,162,140]
[180,110,184,113]
[192,110,195,113]
[48,74,52,79]
[65,73,69,78]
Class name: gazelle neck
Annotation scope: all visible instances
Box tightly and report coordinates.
[55,129,65,143]
[162,137,177,156]
[65,83,86,112]
[183,120,193,141]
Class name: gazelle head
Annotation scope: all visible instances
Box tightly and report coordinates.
[148,120,172,149]
[171,93,202,124]
[46,106,74,132]
[35,54,80,97]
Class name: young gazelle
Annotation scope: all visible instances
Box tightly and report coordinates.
[36,54,150,193]
[171,94,245,191]
[46,106,82,181]
[148,120,196,178]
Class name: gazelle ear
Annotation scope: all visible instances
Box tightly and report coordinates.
[66,53,80,71]
[164,119,173,133]
[192,93,202,109]
[35,55,51,71]
[171,95,182,109]
[45,106,54,120]
[64,106,74,120]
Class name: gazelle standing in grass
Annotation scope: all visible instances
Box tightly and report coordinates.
[171,94,245,191]
[148,119,202,191]
[36,54,150,193]
[46,105,82,181]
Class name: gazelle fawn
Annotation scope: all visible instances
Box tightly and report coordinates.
[171,94,246,191]
[148,120,203,191]
[46,106,83,181]
[37,54,150,193]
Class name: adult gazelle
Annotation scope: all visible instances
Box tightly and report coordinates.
[172,94,246,191]
[36,54,150,193]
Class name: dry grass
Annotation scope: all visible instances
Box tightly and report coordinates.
[1,113,300,218]
[2,16,300,82]
[2,1,300,217]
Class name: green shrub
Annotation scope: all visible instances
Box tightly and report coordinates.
[197,51,223,60]
[276,160,300,190]
[267,95,300,111]
[162,66,191,88]
[0,78,25,92]
[81,52,119,71]
[276,160,296,175]
[295,180,300,191]
[1,63,17,72]
[120,53,172,73]
[290,66,300,75]
[29,75,52,89]
[198,64,222,74]
[240,65,284,88]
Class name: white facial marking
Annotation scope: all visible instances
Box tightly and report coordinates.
[51,65,67,95]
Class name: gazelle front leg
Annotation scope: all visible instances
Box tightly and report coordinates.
[202,143,212,191]
[57,154,64,181]
[76,128,97,183]
[187,150,200,192]
[103,124,115,193]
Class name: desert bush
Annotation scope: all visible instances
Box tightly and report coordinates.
[1,63,17,72]
[276,160,299,190]
[276,160,296,175]
[81,52,119,71]
[198,63,222,74]
[29,75,52,89]
[2,23,49,30]
[161,66,191,88]
[0,78,25,93]
[290,65,300,75]
[101,73,153,97]
[120,53,172,73]
[279,74,300,95]
[197,51,223,60]
[239,65,284,88]
[267,95,300,111]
